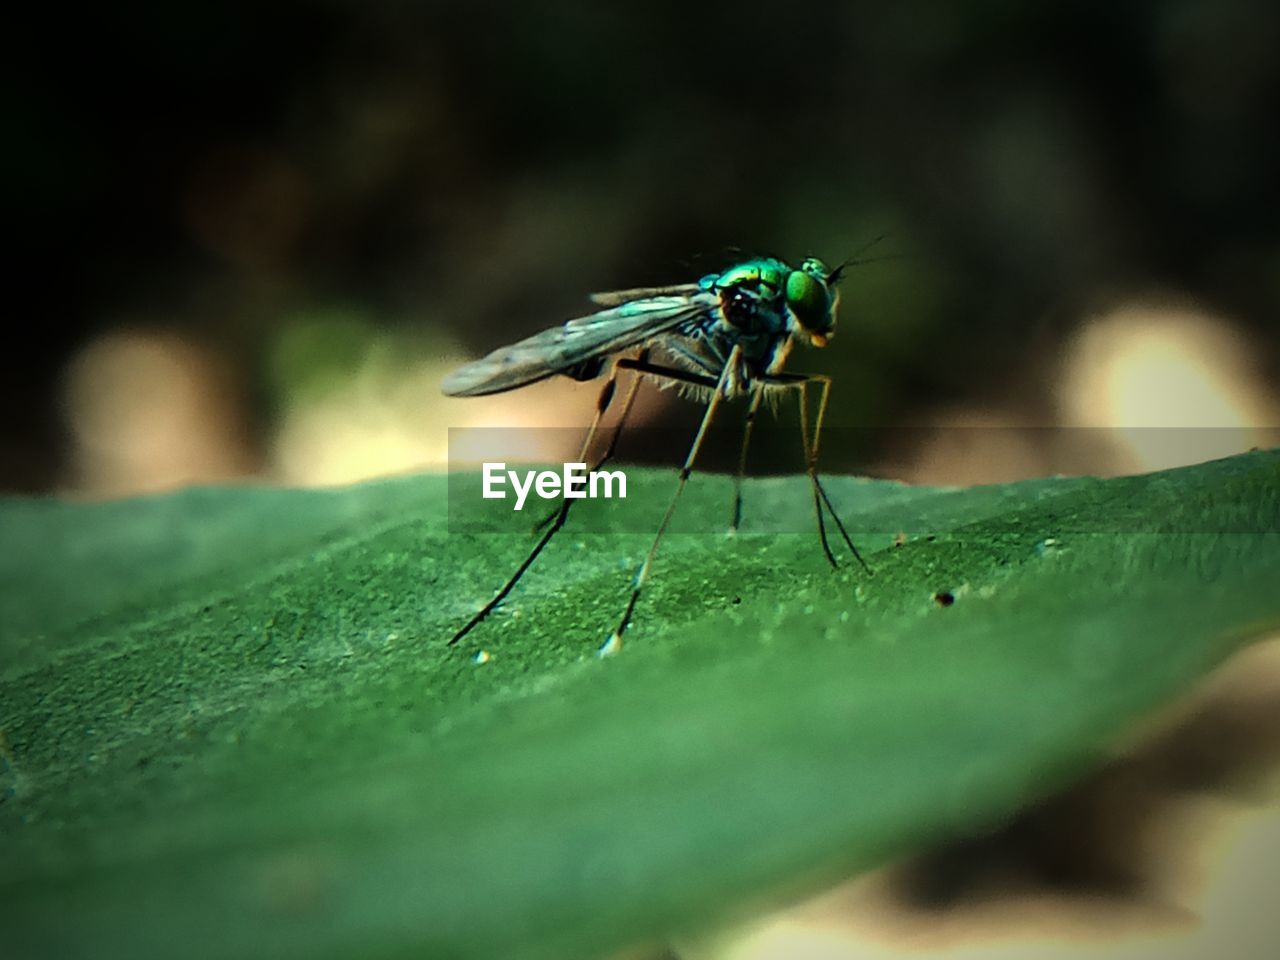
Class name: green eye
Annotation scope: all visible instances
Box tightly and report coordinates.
[786,269,833,332]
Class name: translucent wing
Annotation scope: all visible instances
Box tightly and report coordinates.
[441,293,717,397]
[588,283,701,307]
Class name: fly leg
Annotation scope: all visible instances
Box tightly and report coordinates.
[530,353,720,533]
[730,386,766,534]
[764,372,871,575]
[450,351,644,646]
[450,353,720,646]
[602,345,742,655]
[530,349,649,536]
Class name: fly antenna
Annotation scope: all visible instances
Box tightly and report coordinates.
[827,234,906,285]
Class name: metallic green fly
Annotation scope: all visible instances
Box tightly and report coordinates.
[442,255,871,653]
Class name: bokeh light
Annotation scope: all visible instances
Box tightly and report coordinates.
[62,330,253,496]
[1060,300,1280,472]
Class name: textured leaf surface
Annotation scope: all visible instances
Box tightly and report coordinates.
[2,451,1278,959]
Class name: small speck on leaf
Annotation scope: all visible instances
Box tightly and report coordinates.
[1035,537,1061,558]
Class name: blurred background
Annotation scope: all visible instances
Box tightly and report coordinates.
[6,4,1278,956]
[7,0,1278,497]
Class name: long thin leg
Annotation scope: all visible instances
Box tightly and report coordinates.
[532,355,716,534]
[616,356,718,390]
[755,371,870,574]
[781,373,871,575]
[731,386,766,533]
[450,353,642,645]
[602,345,742,654]
[531,351,644,535]
[535,356,717,529]
[450,355,721,646]
[793,377,837,568]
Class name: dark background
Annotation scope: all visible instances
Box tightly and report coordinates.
[7,0,1278,494]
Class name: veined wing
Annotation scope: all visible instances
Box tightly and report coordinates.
[441,293,717,397]
[588,283,700,307]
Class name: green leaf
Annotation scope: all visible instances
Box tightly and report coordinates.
[2,450,1278,960]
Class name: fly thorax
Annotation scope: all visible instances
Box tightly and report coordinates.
[719,287,791,336]
[709,260,789,329]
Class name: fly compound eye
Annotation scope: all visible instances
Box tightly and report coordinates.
[786,268,835,343]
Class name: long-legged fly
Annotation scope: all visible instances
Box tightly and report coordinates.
[442,255,870,654]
